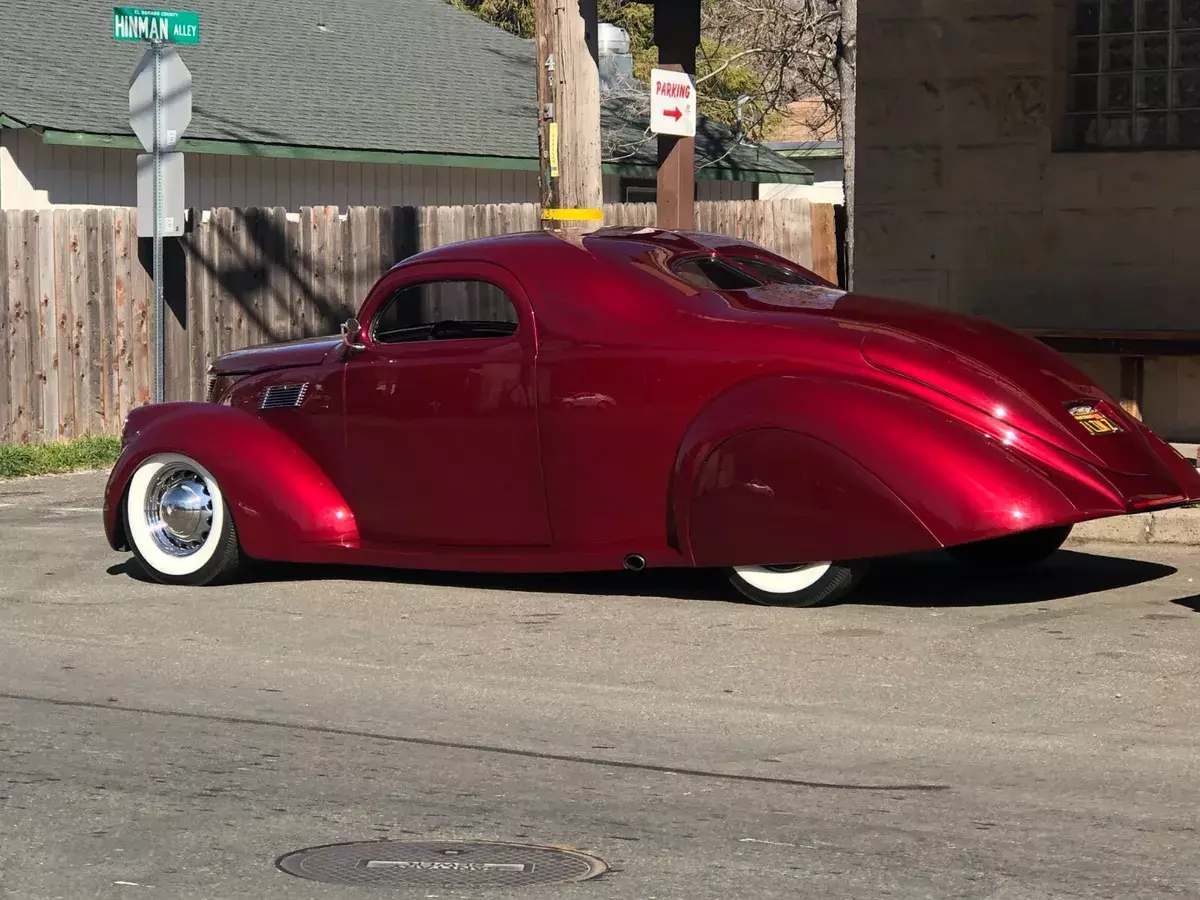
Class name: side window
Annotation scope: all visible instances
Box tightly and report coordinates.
[372,279,520,344]
[728,257,817,286]
[671,255,763,291]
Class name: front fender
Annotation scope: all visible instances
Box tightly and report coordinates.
[671,376,1125,568]
[104,403,358,559]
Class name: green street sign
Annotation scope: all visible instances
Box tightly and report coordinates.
[112,7,200,45]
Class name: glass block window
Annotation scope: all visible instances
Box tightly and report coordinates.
[1067,0,1200,148]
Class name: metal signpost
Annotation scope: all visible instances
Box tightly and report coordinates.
[649,66,697,230]
[113,7,198,404]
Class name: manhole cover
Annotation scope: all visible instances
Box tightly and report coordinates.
[276,840,609,887]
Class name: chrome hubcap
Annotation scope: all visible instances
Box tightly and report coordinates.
[145,465,213,557]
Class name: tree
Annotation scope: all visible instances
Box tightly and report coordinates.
[448,0,841,143]
[449,0,535,35]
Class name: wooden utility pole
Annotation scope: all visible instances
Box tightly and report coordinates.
[654,2,700,230]
[837,0,857,289]
[534,0,604,235]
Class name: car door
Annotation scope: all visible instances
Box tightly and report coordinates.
[341,260,551,547]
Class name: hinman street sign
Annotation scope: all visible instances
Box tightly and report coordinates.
[112,7,200,45]
[129,46,192,152]
[649,67,697,138]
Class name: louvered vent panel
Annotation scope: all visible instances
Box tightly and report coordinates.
[260,383,309,410]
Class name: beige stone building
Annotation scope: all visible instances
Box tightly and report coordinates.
[853,0,1200,440]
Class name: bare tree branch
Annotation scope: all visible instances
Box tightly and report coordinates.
[694,47,766,84]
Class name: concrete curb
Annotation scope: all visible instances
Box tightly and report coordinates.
[1064,443,1200,545]
[1068,505,1200,546]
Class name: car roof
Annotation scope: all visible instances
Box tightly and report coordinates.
[387,227,775,272]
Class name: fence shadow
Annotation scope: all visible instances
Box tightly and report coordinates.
[177,205,424,350]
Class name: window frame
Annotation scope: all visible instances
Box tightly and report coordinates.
[618,176,701,203]
[364,270,526,348]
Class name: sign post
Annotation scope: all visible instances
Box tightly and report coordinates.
[114,6,197,404]
[650,4,700,231]
[649,66,698,231]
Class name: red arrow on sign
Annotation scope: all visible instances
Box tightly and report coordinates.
[664,107,683,121]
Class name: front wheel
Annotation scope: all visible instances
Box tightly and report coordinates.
[725,561,868,608]
[123,452,242,586]
[946,524,1073,569]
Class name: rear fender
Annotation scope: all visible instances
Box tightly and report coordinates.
[671,376,1117,567]
[104,402,358,559]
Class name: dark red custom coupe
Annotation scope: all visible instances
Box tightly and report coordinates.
[103,227,1200,606]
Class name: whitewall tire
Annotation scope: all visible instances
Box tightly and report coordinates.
[725,561,867,607]
[123,452,242,586]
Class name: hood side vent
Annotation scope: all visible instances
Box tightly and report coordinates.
[260,382,309,410]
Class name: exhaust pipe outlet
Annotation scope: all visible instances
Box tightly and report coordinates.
[623,554,646,572]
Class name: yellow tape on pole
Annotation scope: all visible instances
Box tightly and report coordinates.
[541,208,604,221]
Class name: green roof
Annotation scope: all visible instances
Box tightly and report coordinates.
[602,94,814,183]
[0,0,812,183]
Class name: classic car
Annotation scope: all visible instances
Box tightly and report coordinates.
[102,226,1200,607]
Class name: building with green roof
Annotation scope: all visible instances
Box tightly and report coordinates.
[0,0,812,210]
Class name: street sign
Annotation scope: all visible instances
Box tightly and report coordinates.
[649,67,697,138]
[129,46,192,153]
[113,7,200,45]
[137,152,185,237]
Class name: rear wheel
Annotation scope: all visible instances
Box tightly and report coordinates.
[123,452,242,586]
[725,561,868,607]
[947,525,1073,569]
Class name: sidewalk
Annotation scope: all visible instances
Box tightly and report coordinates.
[1070,507,1200,546]
[1067,442,1199,546]
[1172,442,1198,467]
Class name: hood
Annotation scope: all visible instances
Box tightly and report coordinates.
[210,334,342,376]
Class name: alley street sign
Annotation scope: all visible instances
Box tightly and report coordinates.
[649,67,697,138]
[137,152,185,237]
[112,7,200,45]
[129,46,192,152]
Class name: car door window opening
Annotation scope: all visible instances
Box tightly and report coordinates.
[372,278,520,344]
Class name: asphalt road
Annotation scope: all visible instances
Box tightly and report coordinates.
[2,471,1199,900]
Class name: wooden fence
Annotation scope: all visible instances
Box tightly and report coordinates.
[0,198,838,444]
